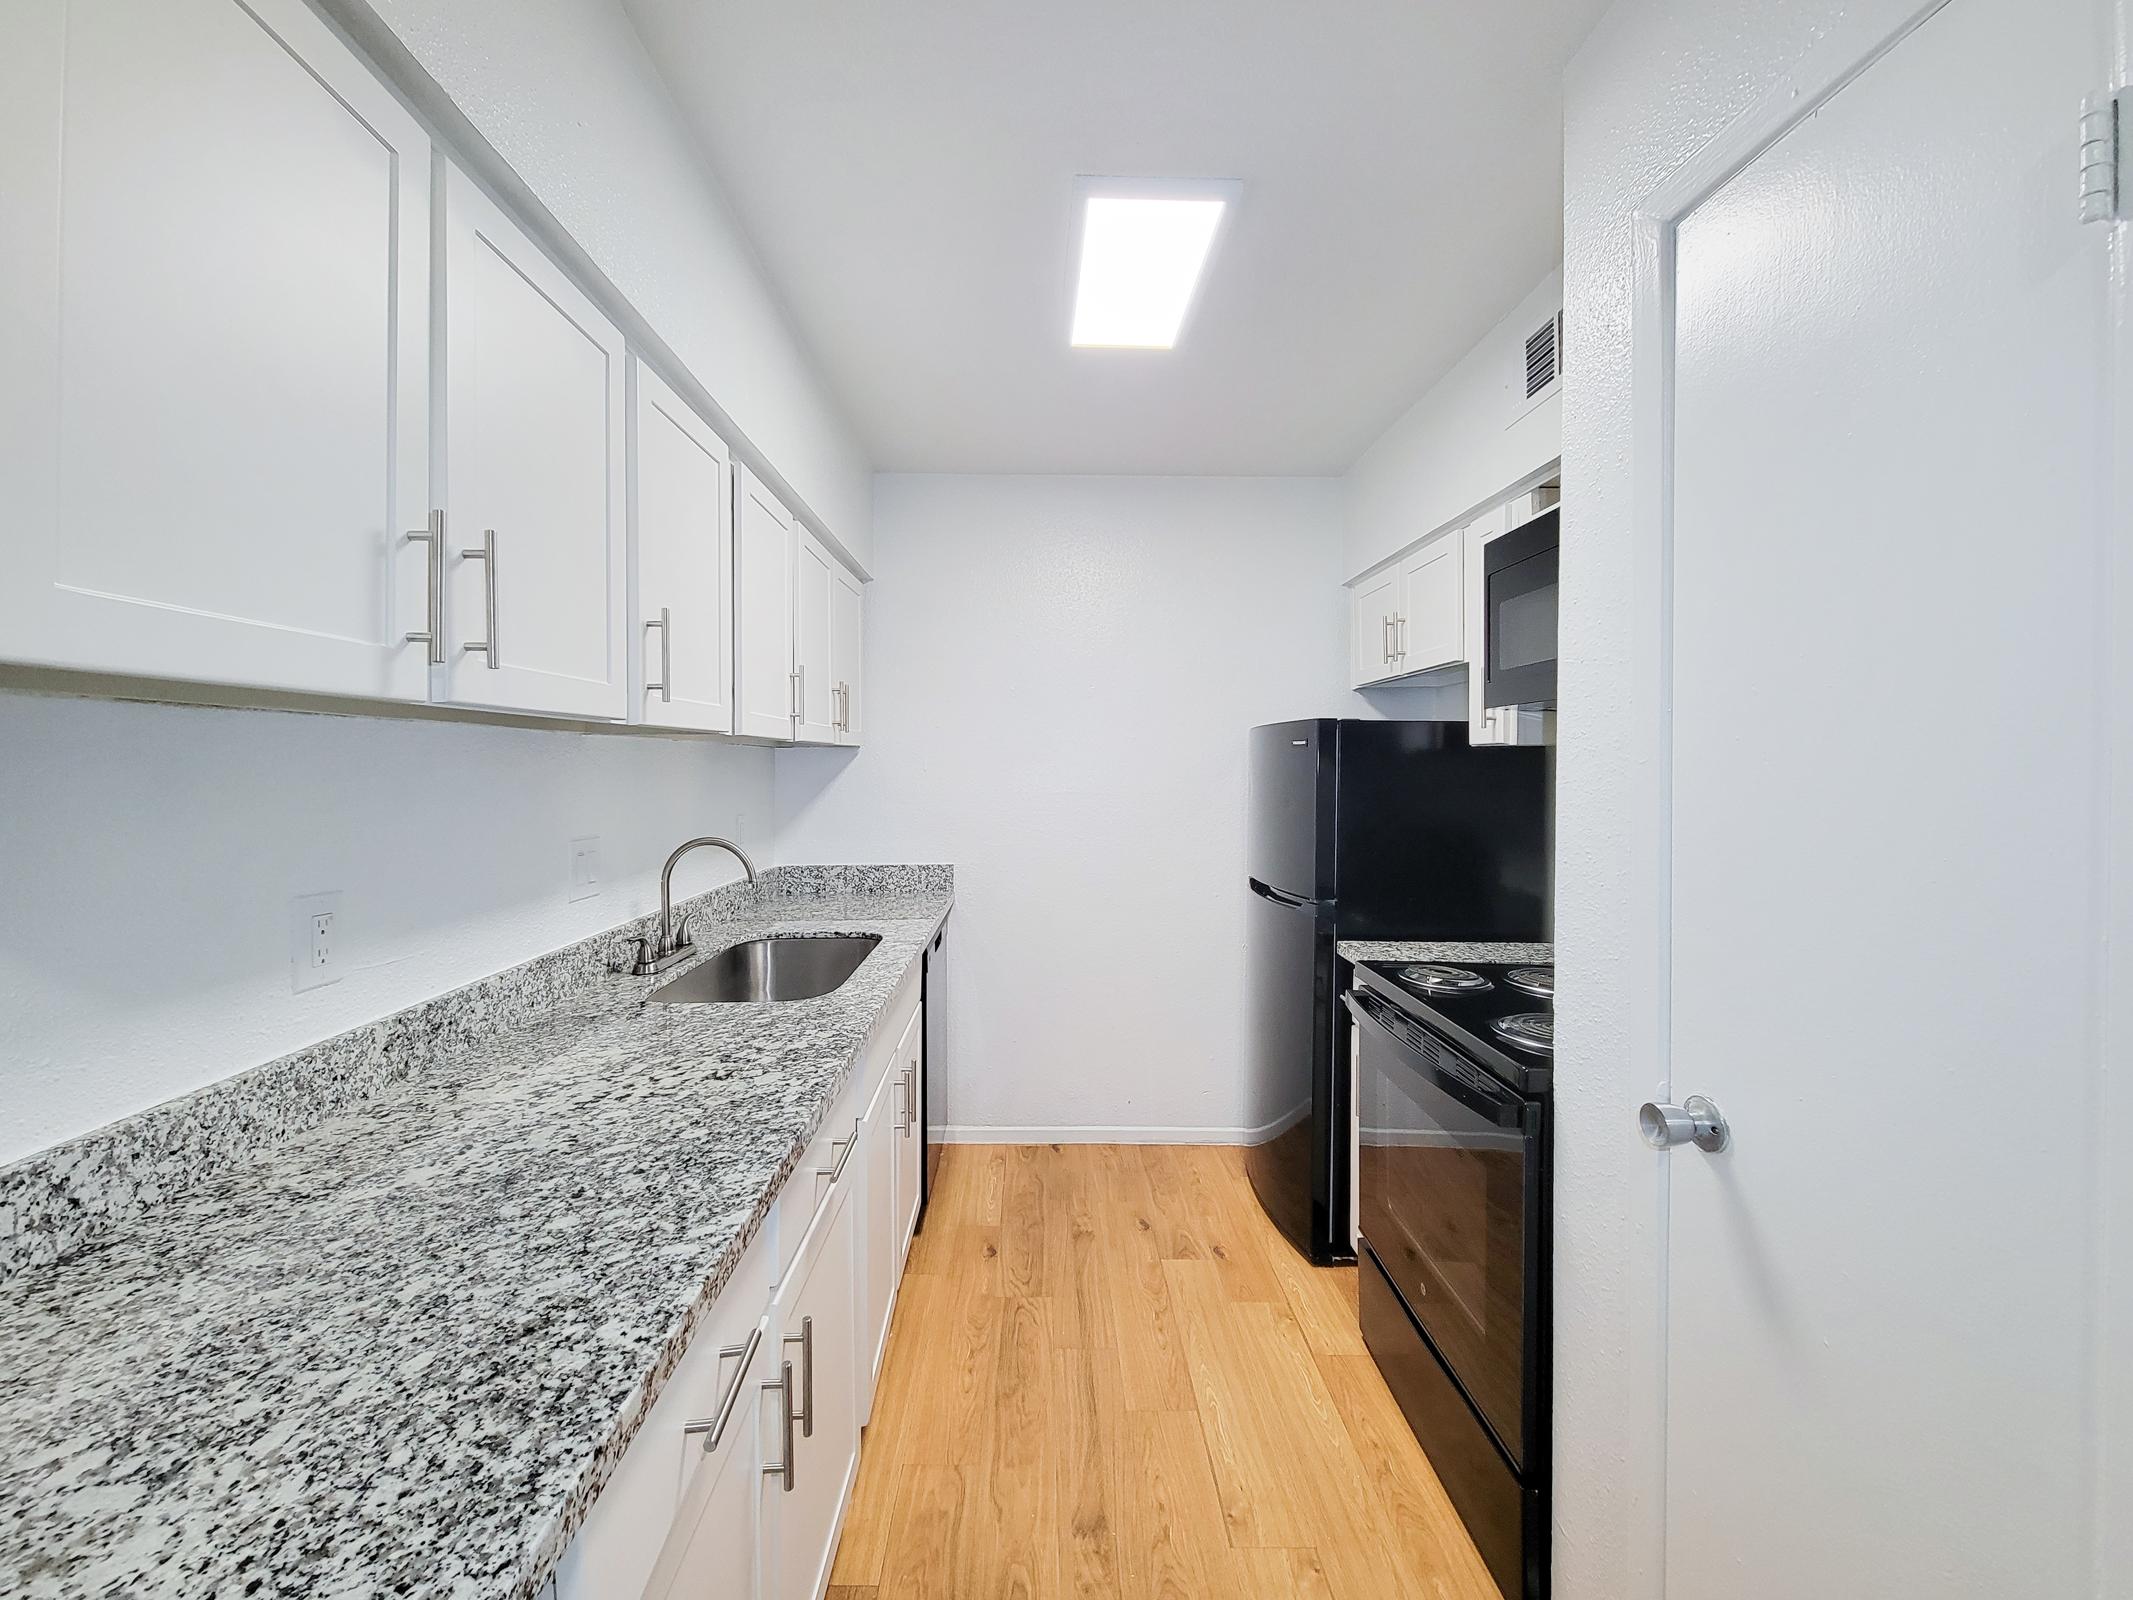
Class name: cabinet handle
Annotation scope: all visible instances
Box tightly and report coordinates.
[404,510,445,665]
[790,666,803,723]
[1396,614,1408,661]
[682,1324,761,1453]
[819,1124,857,1186]
[1382,615,1394,664]
[784,1315,815,1438]
[762,1359,796,1492]
[645,606,672,703]
[461,529,499,669]
[894,1067,910,1135]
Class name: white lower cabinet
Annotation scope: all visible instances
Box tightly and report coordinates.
[558,976,923,1600]
[856,1063,900,1423]
[892,1008,924,1258]
[765,1178,861,1600]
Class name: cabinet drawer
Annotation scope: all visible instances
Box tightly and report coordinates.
[556,1221,774,1599]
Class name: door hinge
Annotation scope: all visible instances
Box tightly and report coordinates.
[2080,89,2126,223]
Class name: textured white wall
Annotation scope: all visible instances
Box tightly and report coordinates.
[339,0,874,564]
[1345,269,1563,580]
[774,474,1400,1138]
[0,692,771,1161]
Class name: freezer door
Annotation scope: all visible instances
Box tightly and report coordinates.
[1248,720,1334,899]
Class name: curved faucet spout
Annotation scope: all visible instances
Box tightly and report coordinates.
[649,836,758,971]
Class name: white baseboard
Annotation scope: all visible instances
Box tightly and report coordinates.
[934,1115,1297,1147]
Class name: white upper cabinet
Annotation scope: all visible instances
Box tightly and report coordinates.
[792,528,837,745]
[1396,531,1463,674]
[630,360,733,733]
[829,565,864,746]
[0,0,432,700]
[437,162,626,720]
[734,466,798,740]
[1350,568,1400,687]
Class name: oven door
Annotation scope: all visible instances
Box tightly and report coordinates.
[1347,985,1543,1471]
[1483,512,1558,709]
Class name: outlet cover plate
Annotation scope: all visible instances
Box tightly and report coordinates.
[569,837,601,903]
[292,891,343,993]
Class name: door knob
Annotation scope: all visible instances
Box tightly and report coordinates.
[1639,1095,1730,1153]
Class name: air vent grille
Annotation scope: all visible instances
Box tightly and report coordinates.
[1524,312,1561,399]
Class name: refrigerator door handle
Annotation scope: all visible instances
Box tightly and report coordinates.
[1249,877,1316,911]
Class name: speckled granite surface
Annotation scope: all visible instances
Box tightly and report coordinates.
[0,868,951,1600]
[1338,938,1554,966]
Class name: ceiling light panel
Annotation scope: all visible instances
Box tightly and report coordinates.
[1070,182,1237,349]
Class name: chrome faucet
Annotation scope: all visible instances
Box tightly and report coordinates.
[630,835,758,975]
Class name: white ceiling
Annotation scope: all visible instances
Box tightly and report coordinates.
[621,0,1605,477]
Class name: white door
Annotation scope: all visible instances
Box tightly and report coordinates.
[0,0,430,700]
[734,466,797,740]
[1660,1,2106,1594]
[830,564,864,746]
[1349,568,1398,686]
[766,1183,860,1600]
[631,360,733,732]
[1396,531,1462,674]
[438,161,626,720]
[792,529,837,745]
[856,1065,899,1422]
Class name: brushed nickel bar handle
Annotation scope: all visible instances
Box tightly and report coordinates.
[404,510,444,665]
[645,606,672,703]
[761,1359,796,1492]
[461,529,499,669]
[783,1316,815,1438]
[681,1324,762,1453]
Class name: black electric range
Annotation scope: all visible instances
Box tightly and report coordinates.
[1351,958,1555,1093]
[1344,956,1553,1600]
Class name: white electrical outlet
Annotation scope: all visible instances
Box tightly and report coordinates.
[292,891,343,993]
[569,836,602,903]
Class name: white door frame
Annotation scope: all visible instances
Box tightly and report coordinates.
[1592,2,2130,1594]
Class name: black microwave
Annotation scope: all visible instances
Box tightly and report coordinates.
[1483,508,1558,709]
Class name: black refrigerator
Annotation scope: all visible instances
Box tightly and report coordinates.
[1244,719,1551,1263]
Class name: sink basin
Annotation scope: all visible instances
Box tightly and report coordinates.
[648,933,881,1004]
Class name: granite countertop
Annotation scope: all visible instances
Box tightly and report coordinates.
[1338,938,1553,966]
[0,880,951,1600]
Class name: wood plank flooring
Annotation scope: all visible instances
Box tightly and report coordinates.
[827,1144,1499,1600]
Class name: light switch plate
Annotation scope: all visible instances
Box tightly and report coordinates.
[292,891,343,993]
[569,836,602,903]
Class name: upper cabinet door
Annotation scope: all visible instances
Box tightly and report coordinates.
[0,0,431,700]
[630,361,733,733]
[734,467,797,740]
[830,565,864,747]
[1350,569,1399,687]
[439,162,626,720]
[1396,532,1463,674]
[792,528,837,745]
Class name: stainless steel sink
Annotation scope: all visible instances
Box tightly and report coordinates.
[647,934,881,1004]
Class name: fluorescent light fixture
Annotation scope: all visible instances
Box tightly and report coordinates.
[1069,180,1238,349]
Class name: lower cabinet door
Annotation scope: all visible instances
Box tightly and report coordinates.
[765,1177,861,1600]
[857,1065,900,1423]
[644,1328,769,1600]
[894,1007,926,1258]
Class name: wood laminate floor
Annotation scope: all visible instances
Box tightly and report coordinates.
[826,1144,1499,1600]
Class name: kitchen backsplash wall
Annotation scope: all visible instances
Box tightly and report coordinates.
[0,689,774,1164]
